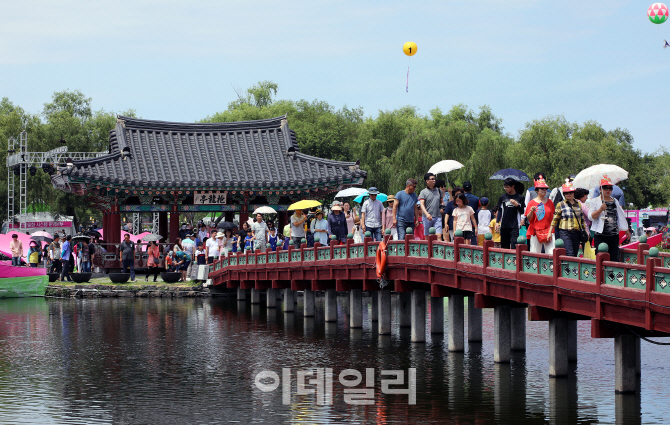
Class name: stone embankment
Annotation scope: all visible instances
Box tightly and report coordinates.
[46,284,212,298]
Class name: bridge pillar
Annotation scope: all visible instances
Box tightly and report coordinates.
[304,290,315,317]
[266,288,276,308]
[494,305,511,363]
[398,292,411,328]
[237,288,246,301]
[350,289,362,328]
[250,288,260,304]
[568,320,578,362]
[370,292,378,322]
[448,294,464,352]
[411,289,426,343]
[549,317,568,377]
[511,307,527,351]
[615,334,640,393]
[378,289,391,335]
[431,296,444,334]
[468,295,482,342]
[325,289,337,322]
[283,289,294,312]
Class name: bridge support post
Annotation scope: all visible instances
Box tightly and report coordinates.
[568,320,578,362]
[325,289,337,322]
[304,290,315,317]
[378,289,391,335]
[494,305,511,363]
[549,317,568,377]
[411,289,426,343]
[250,288,260,304]
[350,289,362,328]
[448,294,464,352]
[398,292,411,328]
[511,307,526,351]
[370,292,378,322]
[431,296,444,334]
[283,289,294,312]
[266,288,276,308]
[468,295,482,342]
[237,288,246,301]
[615,334,640,393]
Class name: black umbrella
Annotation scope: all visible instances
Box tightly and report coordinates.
[31,235,53,244]
[489,168,531,182]
[86,230,102,239]
[217,221,237,230]
[71,234,90,243]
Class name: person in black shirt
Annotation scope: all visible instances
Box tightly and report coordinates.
[495,178,525,249]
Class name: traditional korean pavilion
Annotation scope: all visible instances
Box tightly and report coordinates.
[52,115,366,243]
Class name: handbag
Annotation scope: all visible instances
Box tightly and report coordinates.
[535,227,552,244]
[575,204,589,243]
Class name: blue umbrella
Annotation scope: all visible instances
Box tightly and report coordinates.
[353,192,388,203]
[489,168,531,181]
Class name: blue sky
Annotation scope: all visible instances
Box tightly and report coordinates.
[1,0,668,153]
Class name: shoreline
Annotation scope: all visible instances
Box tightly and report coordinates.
[45,283,212,298]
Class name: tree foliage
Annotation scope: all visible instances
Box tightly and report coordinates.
[0,83,668,233]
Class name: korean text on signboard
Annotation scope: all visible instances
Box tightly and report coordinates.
[196,192,227,205]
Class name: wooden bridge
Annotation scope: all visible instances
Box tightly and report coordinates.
[208,231,670,394]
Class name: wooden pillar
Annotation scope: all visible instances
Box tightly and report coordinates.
[109,202,121,244]
[159,211,168,240]
[278,211,288,234]
[169,202,180,243]
[102,212,110,242]
[239,200,249,231]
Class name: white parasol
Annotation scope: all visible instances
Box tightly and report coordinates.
[428,160,464,175]
[253,206,277,214]
[335,187,368,198]
[572,164,628,190]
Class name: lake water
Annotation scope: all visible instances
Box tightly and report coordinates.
[0,294,668,424]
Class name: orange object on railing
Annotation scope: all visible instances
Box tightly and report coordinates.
[376,241,387,278]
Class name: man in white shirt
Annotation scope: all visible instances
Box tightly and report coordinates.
[360,187,385,241]
[251,213,269,251]
[206,230,220,264]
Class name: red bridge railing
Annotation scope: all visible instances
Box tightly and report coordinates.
[208,235,670,335]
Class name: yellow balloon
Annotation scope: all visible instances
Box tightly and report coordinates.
[403,41,417,56]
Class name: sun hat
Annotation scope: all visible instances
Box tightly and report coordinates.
[600,175,613,186]
[368,187,379,195]
[561,181,576,192]
[534,178,549,189]
[216,233,225,238]
[386,194,396,202]
[331,205,343,211]
[315,209,323,215]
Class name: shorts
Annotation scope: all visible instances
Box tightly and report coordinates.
[422,216,442,236]
[180,261,190,271]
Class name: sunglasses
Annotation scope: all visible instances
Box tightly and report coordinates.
[602,186,613,190]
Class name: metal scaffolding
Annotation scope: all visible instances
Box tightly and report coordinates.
[6,131,107,233]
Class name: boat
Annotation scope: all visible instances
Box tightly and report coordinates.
[0,262,48,298]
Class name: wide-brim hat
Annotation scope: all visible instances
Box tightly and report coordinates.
[386,194,396,202]
[368,187,380,195]
[331,205,343,211]
[315,209,323,215]
[216,234,225,238]
[534,178,549,189]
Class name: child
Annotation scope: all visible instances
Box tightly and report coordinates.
[450,193,478,242]
[196,243,207,265]
[165,251,175,271]
[268,227,280,251]
[488,206,502,248]
[476,197,492,246]
[244,233,253,254]
[231,232,238,254]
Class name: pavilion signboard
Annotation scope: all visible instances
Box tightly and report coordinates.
[196,191,227,205]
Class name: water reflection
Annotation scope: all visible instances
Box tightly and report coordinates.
[0,295,665,423]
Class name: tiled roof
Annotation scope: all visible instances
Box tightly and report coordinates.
[63,116,366,191]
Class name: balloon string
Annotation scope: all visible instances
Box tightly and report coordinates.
[406,66,409,92]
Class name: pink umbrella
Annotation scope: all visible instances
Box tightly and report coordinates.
[31,230,53,238]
